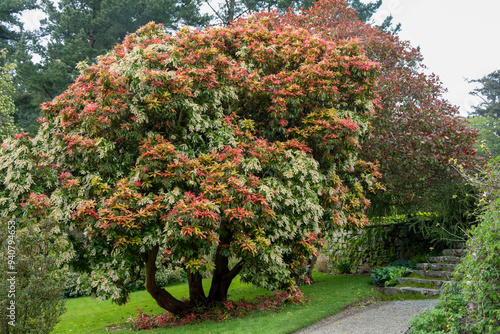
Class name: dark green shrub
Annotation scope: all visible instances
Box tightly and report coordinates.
[371,266,409,287]
[336,262,352,274]
[410,282,468,333]
[0,217,68,333]
[156,266,187,287]
[411,157,500,333]
[411,253,430,265]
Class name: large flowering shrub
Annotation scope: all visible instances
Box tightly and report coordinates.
[1,16,382,314]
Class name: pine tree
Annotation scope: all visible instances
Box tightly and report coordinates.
[468,69,500,157]
[469,70,500,120]
[0,0,38,52]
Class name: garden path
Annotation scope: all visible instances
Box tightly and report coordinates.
[294,299,438,334]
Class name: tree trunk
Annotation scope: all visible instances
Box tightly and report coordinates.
[141,246,187,314]
[187,269,206,305]
[226,0,235,25]
[208,244,244,301]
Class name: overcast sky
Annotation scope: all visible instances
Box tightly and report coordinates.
[371,0,500,116]
[21,1,500,116]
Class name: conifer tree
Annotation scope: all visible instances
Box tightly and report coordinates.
[0,0,38,52]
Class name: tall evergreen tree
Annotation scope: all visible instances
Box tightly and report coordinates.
[0,0,38,52]
[11,35,44,135]
[469,70,500,120]
[467,116,500,157]
[468,69,500,157]
[0,0,40,135]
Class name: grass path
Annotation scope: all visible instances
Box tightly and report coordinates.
[53,273,376,333]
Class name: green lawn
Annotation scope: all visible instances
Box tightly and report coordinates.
[53,273,377,333]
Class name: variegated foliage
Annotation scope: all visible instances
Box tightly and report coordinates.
[0,17,382,313]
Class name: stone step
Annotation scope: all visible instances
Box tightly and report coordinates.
[382,286,440,297]
[397,277,449,288]
[429,256,461,264]
[411,270,453,279]
[381,247,466,298]
[417,263,457,271]
[442,249,466,257]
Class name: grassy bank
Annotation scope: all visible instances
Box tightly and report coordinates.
[53,273,376,333]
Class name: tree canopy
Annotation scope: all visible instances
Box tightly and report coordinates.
[0,16,382,314]
[0,0,38,51]
[467,70,500,157]
[38,0,211,99]
[469,69,500,120]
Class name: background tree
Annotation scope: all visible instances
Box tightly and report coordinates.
[0,0,38,52]
[0,49,20,142]
[0,0,39,135]
[10,35,44,135]
[467,70,500,157]
[1,18,382,315]
[206,0,314,26]
[469,70,500,120]
[257,0,480,237]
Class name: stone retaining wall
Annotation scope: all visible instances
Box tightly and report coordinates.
[327,223,441,273]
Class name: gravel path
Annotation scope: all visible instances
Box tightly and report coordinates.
[293,299,438,334]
